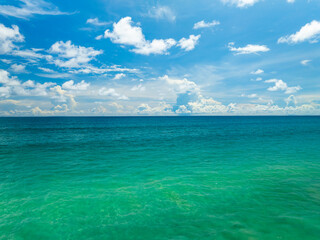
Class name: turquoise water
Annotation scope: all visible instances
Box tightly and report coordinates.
[0,116,319,240]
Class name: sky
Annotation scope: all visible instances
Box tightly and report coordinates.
[0,0,320,116]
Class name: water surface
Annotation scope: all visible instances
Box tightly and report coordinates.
[0,117,319,239]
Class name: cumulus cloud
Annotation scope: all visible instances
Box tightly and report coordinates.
[49,40,103,68]
[114,73,126,80]
[98,87,128,100]
[160,75,198,93]
[251,69,264,74]
[228,42,270,54]
[62,80,90,90]
[50,85,77,108]
[265,79,302,94]
[10,64,26,73]
[221,0,260,8]
[100,17,177,55]
[0,69,56,98]
[0,0,68,19]
[146,6,176,22]
[193,20,220,29]
[278,20,320,44]
[178,35,201,51]
[136,102,172,115]
[0,24,24,54]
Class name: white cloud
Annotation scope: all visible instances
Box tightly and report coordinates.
[0,0,68,19]
[147,6,176,22]
[178,35,201,51]
[50,85,77,108]
[38,67,55,73]
[265,79,302,94]
[0,59,12,64]
[287,0,295,3]
[49,40,103,68]
[160,75,198,92]
[132,39,176,55]
[0,24,24,54]
[136,102,172,115]
[10,63,26,73]
[301,59,311,66]
[0,69,57,98]
[62,80,90,91]
[99,87,128,100]
[12,49,46,59]
[103,17,146,47]
[131,84,145,92]
[221,0,260,8]
[101,17,177,55]
[193,20,220,29]
[278,20,320,44]
[228,42,270,54]
[114,73,126,80]
[251,69,264,74]
[86,18,110,26]
[241,93,258,98]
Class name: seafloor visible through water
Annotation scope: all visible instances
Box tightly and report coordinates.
[0,116,319,239]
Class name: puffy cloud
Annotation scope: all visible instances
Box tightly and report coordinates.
[86,18,110,26]
[0,69,20,86]
[278,20,320,44]
[178,35,201,51]
[62,80,90,90]
[251,69,264,74]
[0,69,56,97]
[102,17,148,47]
[100,17,177,55]
[228,42,270,55]
[98,87,128,100]
[131,83,145,92]
[49,40,103,68]
[287,0,295,3]
[160,75,198,92]
[31,104,69,115]
[265,79,302,94]
[0,0,68,19]
[193,20,220,29]
[132,38,176,55]
[221,0,260,8]
[10,64,26,73]
[100,17,201,54]
[136,102,172,115]
[0,24,24,54]
[113,73,126,80]
[50,85,77,108]
[146,6,176,22]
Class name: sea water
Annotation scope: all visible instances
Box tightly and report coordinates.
[0,116,319,239]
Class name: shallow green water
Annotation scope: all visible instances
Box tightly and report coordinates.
[0,117,319,239]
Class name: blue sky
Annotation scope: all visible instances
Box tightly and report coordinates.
[0,0,320,115]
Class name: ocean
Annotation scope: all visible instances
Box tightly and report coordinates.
[0,116,319,239]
